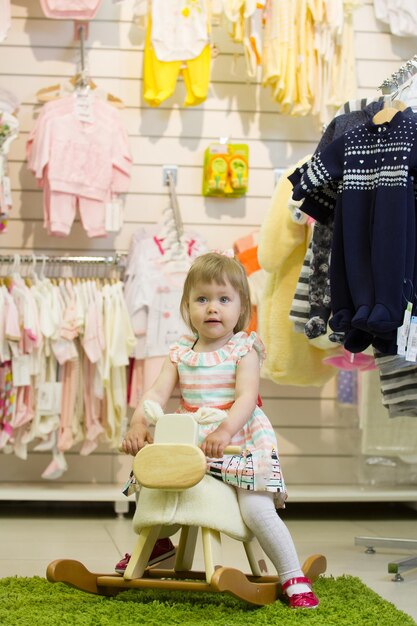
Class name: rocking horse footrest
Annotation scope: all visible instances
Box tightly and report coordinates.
[98,575,212,593]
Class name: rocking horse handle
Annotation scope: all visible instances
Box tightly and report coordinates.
[223,445,242,455]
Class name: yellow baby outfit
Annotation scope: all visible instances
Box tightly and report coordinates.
[258,160,336,386]
[143,1,211,107]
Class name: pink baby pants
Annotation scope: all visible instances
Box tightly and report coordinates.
[45,190,107,238]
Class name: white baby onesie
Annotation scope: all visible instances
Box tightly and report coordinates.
[151,0,209,62]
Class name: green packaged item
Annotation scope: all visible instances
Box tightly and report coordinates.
[202,143,249,197]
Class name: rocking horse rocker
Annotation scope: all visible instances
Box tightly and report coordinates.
[47,411,327,606]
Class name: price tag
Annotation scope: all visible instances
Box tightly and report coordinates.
[209,144,228,154]
[105,197,123,232]
[37,382,63,414]
[2,176,12,207]
[74,93,94,124]
[406,316,417,362]
[397,301,412,356]
[11,354,31,386]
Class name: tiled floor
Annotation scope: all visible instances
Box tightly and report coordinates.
[0,501,416,623]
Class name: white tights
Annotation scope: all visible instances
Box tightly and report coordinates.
[237,489,308,592]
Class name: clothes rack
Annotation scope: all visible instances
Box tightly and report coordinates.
[378,55,417,96]
[0,253,127,270]
[354,58,417,579]
[0,254,124,262]
[0,251,132,516]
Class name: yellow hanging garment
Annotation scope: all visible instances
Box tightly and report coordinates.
[143,12,211,107]
[258,160,336,386]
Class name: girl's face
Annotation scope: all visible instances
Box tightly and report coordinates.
[188,278,241,345]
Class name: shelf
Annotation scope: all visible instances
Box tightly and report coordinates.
[288,484,417,503]
[0,483,416,504]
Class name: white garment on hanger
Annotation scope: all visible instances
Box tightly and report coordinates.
[151,0,209,61]
[0,0,11,43]
[0,88,18,114]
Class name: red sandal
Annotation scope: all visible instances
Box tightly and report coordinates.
[281,576,319,609]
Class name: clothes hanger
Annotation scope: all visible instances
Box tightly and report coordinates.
[372,98,407,124]
[36,77,124,108]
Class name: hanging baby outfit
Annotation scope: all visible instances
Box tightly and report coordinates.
[0,0,11,42]
[40,0,102,19]
[26,94,131,237]
[143,1,211,107]
[169,331,287,507]
[0,108,19,233]
[289,108,417,354]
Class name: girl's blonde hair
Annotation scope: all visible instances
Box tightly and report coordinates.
[180,252,252,334]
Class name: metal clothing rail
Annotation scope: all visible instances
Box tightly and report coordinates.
[73,20,89,88]
[0,254,128,278]
[0,253,126,266]
[378,54,417,96]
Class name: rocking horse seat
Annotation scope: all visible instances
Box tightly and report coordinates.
[133,475,253,543]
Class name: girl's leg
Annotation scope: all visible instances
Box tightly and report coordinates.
[237,489,318,605]
[237,490,304,583]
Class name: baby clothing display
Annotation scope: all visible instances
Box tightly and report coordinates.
[258,160,337,386]
[40,0,103,19]
[143,1,211,106]
[290,109,417,355]
[151,0,209,61]
[374,0,417,37]
[26,94,131,237]
[223,0,265,78]
[124,224,207,399]
[0,0,10,42]
[261,0,359,123]
[0,90,19,233]
[289,101,386,344]
[0,267,135,479]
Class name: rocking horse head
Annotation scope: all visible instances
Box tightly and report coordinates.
[133,401,236,491]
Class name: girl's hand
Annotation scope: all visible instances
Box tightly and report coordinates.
[122,423,153,456]
[201,427,232,458]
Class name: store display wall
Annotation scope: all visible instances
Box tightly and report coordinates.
[1,0,415,492]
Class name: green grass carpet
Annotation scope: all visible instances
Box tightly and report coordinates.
[0,575,415,626]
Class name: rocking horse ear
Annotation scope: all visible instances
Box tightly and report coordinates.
[133,444,206,490]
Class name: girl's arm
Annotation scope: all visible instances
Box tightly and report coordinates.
[122,356,179,456]
[201,349,260,458]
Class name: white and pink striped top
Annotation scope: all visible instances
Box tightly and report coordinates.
[169,331,287,504]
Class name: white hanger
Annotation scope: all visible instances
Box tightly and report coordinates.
[39,256,47,281]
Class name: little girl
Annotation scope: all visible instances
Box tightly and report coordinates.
[122,252,319,609]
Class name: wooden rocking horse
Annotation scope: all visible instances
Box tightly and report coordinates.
[47,412,327,606]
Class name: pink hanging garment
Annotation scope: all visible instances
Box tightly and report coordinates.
[323,349,376,371]
[40,0,102,20]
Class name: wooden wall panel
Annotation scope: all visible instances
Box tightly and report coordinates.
[1,0,413,496]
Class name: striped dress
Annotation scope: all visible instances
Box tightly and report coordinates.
[170,331,287,507]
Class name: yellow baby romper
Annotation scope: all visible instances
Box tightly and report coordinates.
[143,1,211,107]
